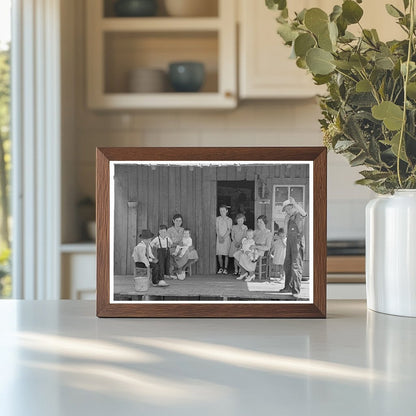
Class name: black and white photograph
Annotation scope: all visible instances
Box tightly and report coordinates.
[110,161,313,303]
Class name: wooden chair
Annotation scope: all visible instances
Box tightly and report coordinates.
[255,251,270,281]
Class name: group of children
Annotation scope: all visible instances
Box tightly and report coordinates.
[216,205,287,282]
[132,225,193,288]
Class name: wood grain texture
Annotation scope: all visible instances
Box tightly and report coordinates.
[96,147,327,318]
[327,256,365,274]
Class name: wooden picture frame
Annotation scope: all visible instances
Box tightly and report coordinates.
[96,147,327,318]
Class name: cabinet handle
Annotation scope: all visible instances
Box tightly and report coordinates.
[225,91,234,99]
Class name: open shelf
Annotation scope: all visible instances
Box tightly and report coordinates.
[104,31,218,94]
[101,17,221,31]
[87,0,236,109]
[103,0,219,18]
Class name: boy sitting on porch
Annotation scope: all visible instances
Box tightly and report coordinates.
[132,229,168,288]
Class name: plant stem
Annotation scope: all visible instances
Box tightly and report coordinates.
[397,0,415,188]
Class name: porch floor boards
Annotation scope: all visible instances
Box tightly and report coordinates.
[114,274,310,301]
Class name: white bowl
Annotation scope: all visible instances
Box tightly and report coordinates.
[86,221,96,241]
[164,0,217,17]
[128,68,167,93]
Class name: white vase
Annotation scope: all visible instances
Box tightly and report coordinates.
[366,190,416,317]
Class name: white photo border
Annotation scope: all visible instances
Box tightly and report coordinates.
[109,161,314,305]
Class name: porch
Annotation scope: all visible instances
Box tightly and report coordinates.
[114,274,310,301]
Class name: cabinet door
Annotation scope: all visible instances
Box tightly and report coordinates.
[239,0,404,99]
[239,0,325,99]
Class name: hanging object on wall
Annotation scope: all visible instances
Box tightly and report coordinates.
[257,175,270,204]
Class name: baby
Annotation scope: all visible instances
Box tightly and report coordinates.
[240,229,259,262]
[173,228,193,257]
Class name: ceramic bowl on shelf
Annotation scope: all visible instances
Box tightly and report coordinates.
[164,0,217,17]
[128,68,167,93]
[114,0,158,17]
[86,221,96,242]
[168,62,205,92]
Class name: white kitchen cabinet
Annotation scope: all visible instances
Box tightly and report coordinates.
[238,0,404,99]
[239,0,325,99]
[61,244,96,300]
[86,0,237,109]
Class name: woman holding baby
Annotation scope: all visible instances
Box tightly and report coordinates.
[233,214,273,282]
[167,213,199,280]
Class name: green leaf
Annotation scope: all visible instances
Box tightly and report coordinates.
[318,27,334,52]
[304,8,329,35]
[403,0,409,10]
[328,21,338,44]
[350,152,368,167]
[330,5,342,22]
[277,23,298,43]
[407,82,416,99]
[296,57,308,69]
[355,178,378,186]
[356,79,372,92]
[371,29,380,42]
[294,33,316,58]
[342,0,364,24]
[372,101,404,131]
[266,0,287,11]
[336,15,348,36]
[381,132,409,162]
[313,74,332,85]
[334,140,355,152]
[363,29,376,46]
[339,31,356,43]
[333,60,352,70]
[296,8,307,23]
[375,55,395,70]
[360,170,391,181]
[306,48,335,75]
[350,54,368,70]
[385,4,404,18]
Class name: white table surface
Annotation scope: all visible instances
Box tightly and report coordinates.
[0,300,415,416]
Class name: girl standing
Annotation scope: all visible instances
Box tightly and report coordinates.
[216,205,232,274]
[229,213,248,276]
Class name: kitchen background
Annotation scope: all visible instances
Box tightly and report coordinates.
[60,0,401,299]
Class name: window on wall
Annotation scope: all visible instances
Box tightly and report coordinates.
[0,0,11,298]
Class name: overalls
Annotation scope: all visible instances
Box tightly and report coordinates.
[283,214,304,295]
[156,237,170,279]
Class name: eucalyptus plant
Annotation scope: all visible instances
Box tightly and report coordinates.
[266,0,416,193]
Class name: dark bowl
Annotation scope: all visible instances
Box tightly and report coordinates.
[168,62,205,93]
[114,0,158,17]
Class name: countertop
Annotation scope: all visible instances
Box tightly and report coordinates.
[0,300,415,415]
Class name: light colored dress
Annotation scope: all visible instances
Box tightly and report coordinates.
[234,228,273,273]
[229,224,248,256]
[216,216,232,255]
[167,226,198,271]
[272,237,286,265]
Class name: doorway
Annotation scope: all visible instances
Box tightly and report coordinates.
[216,180,255,273]
[217,180,255,229]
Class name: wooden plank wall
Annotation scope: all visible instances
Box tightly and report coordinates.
[114,163,309,276]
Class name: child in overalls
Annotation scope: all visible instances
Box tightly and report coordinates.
[132,229,168,287]
[271,228,286,283]
[150,225,173,280]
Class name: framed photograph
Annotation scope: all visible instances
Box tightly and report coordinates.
[96,147,327,318]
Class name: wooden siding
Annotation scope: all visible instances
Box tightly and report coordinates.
[114,163,309,275]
